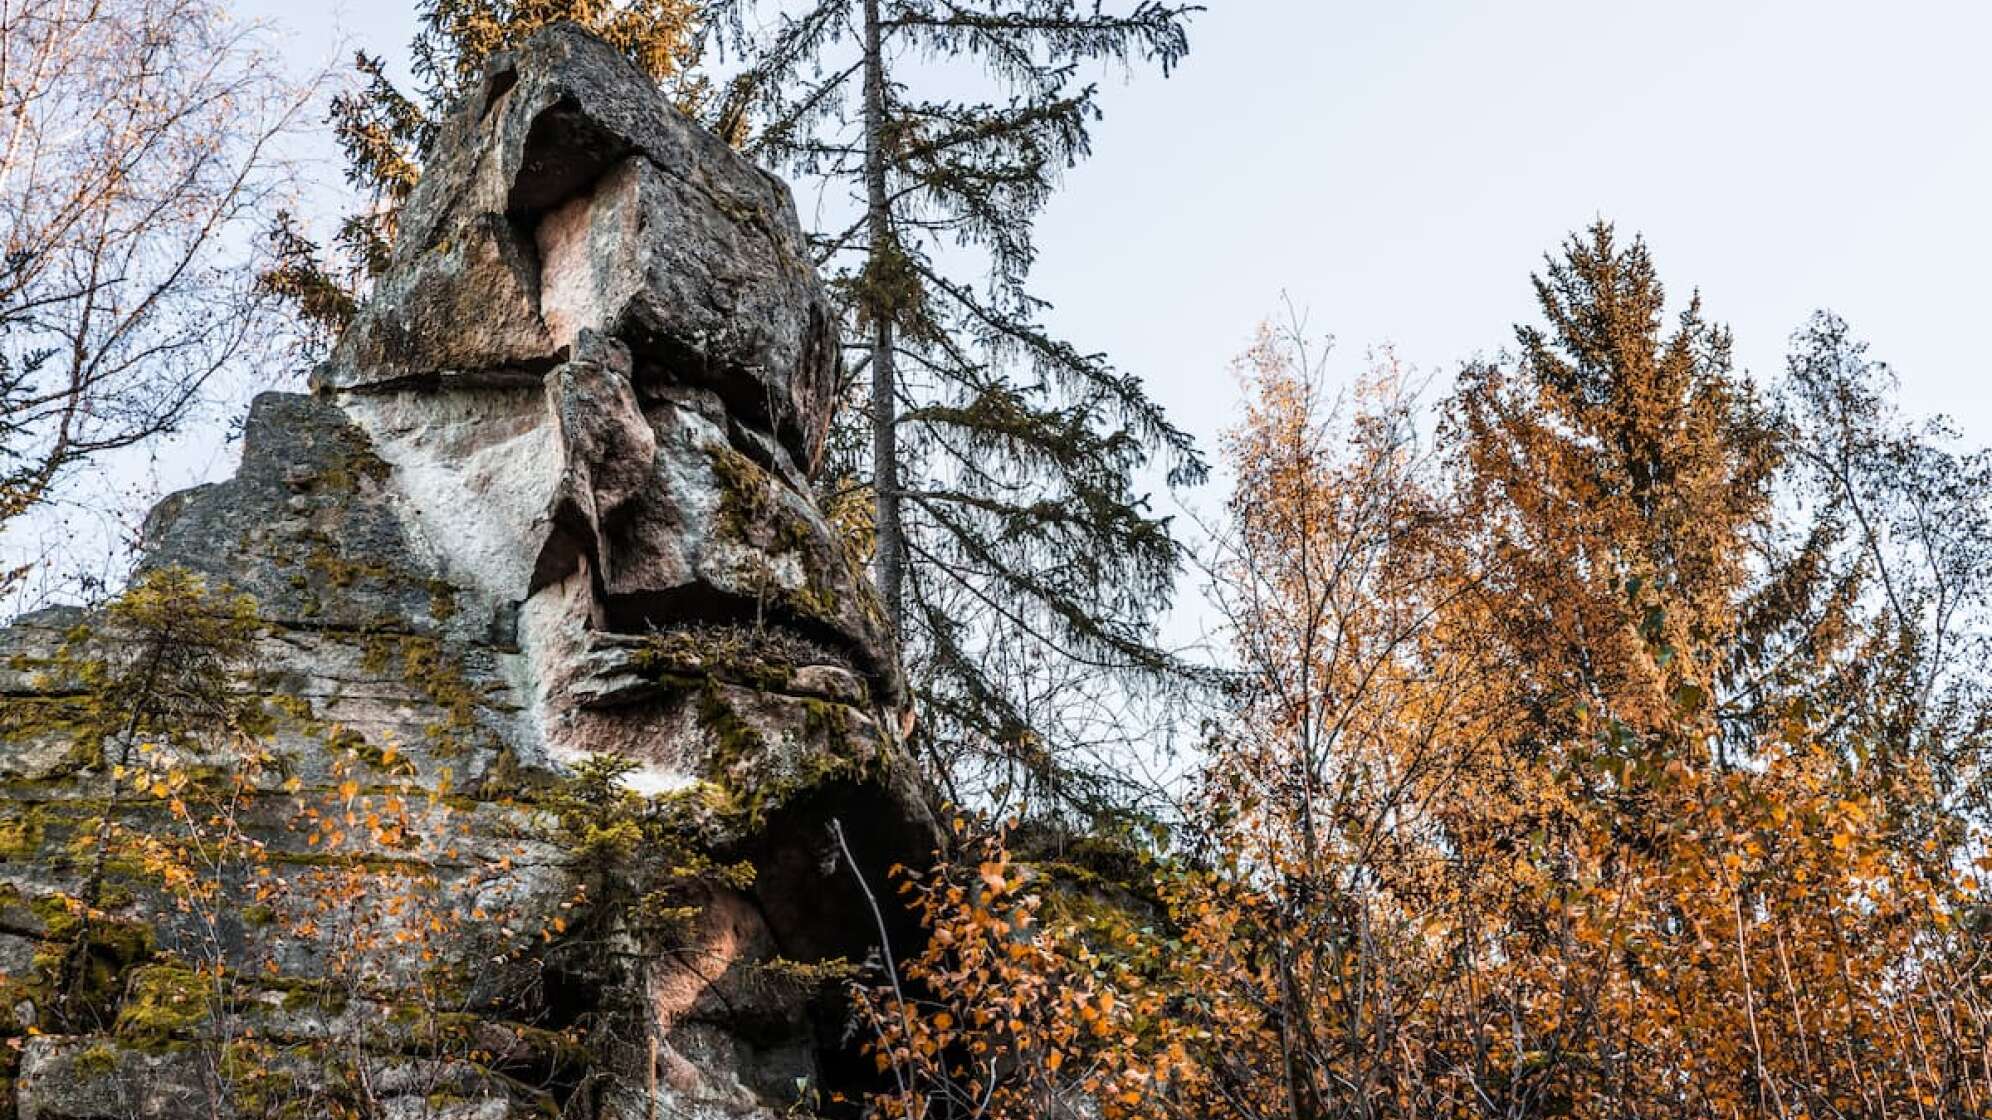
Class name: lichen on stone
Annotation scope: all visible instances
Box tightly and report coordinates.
[0,22,939,1117]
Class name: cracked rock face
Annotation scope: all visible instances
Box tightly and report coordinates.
[319,24,900,785]
[318,23,837,468]
[0,23,931,1120]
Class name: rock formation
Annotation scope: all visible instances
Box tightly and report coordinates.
[0,24,932,1119]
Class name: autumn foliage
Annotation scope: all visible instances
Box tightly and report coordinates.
[859,226,1992,1120]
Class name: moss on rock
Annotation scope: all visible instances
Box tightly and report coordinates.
[114,963,213,1042]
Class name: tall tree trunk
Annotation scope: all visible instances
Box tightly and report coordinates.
[861,0,903,633]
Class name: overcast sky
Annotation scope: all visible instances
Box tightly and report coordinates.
[247,0,1991,444]
[13,0,1988,617]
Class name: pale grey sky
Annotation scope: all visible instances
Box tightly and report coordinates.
[247,0,1991,451]
[1027,0,1992,449]
[10,0,1988,615]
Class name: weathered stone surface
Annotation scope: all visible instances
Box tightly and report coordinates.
[318,24,838,474]
[139,393,444,635]
[0,22,931,1120]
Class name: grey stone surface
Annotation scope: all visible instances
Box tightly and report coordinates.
[318,23,838,474]
[0,22,931,1119]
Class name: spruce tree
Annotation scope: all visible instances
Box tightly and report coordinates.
[1449,222,1780,748]
[704,0,1207,824]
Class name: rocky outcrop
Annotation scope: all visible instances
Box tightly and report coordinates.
[0,24,932,1119]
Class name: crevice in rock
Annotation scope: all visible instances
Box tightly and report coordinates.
[478,55,519,119]
[506,94,634,219]
[734,779,937,1117]
[621,311,817,469]
[595,583,887,696]
[334,354,568,396]
[500,959,597,1108]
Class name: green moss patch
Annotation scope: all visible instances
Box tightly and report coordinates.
[115,963,213,1042]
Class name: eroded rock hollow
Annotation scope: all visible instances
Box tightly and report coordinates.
[0,24,932,1118]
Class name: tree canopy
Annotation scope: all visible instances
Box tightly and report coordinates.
[857,225,1992,1120]
[1,0,312,609]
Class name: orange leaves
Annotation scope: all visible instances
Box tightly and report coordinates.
[977,860,1010,896]
[1082,275,1992,1118]
[854,824,1183,1119]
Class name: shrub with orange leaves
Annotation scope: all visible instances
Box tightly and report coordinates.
[855,821,1209,1120]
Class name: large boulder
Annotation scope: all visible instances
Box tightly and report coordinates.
[0,23,932,1120]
